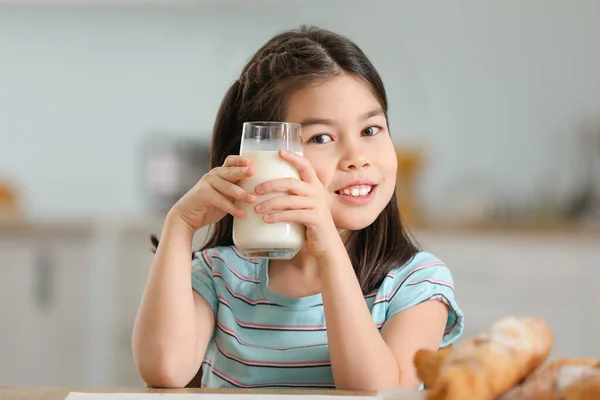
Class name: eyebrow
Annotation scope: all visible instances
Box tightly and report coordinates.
[360,107,385,121]
[299,117,335,127]
[299,107,385,128]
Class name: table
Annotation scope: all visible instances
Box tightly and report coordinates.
[0,387,378,400]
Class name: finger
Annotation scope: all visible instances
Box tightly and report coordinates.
[223,155,251,168]
[278,150,318,184]
[263,209,314,225]
[207,188,246,218]
[254,195,312,213]
[214,165,253,183]
[211,176,256,203]
[254,177,310,196]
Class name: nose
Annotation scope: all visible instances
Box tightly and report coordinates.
[339,148,371,171]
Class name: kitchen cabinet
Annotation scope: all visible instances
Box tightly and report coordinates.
[413,229,599,360]
[0,238,34,384]
[0,226,92,386]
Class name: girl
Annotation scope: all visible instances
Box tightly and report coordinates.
[132,26,464,391]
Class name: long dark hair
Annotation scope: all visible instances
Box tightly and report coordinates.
[152,26,419,294]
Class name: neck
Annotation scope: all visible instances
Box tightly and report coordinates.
[288,246,319,275]
[338,229,350,242]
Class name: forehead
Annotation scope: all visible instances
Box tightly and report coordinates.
[284,74,382,122]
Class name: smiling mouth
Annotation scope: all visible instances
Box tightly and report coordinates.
[334,184,375,198]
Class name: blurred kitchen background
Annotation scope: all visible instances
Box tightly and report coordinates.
[1,0,600,389]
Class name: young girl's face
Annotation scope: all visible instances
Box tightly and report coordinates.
[285,74,398,230]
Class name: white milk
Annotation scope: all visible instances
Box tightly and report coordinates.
[232,150,306,257]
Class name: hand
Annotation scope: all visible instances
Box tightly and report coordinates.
[171,155,257,232]
[253,150,339,260]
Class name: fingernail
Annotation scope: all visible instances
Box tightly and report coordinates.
[254,204,263,212]
[242,167,249,174]
[255,185,263,194]
[246,194,256,202]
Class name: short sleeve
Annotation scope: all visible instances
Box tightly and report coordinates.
[191,249,218,316]
[386,253,464,347]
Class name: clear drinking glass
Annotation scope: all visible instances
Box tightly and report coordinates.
[232,122,305,259]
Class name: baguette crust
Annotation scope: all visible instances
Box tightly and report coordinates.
[415,316,553,400]
[414,347,453,388]
[499,358,600,400]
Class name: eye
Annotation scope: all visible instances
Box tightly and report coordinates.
[362,126,381,136]
[307,134,333,144]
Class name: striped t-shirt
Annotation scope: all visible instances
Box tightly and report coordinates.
[191,245,464,389]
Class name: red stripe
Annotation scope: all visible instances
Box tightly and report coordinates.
[408,278,454,289]
[375,262,447,303]
[421,294,458,334]
[214,273,270,305]
[427,294,452,314]
[218,296,327,330]
[213,254,260,283]
[201,249,213,269]
[430,295,459,335]
[217,322,328,350]
[220,296,384,331]
[445,315,458,334]
[216,341,330,367]
[192,267,211,279]
[365,271,396,297]
[232,246,260,263]
[210,366,334,388]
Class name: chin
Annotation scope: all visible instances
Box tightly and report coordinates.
[333,212,380,231]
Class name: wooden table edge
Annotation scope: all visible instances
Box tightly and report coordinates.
[0,387,379,399]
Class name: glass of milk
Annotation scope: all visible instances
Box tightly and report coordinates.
[232,122,306,259]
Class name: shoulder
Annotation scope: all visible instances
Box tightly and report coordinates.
[190,246,265,316]
[387,251,452,287]
[194,245,261,264]
[379,251,464,346]
[192,245,261,281]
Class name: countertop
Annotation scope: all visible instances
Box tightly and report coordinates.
[1,215,599,239]
[409,218,600,238]
[0,216,600,238]
[0,387,388,399]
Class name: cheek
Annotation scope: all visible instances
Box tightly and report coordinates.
[304,156,333,187]
[315,169,334,189]
[380,146,398,179]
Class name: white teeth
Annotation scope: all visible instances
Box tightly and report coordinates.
[339,185,373,197]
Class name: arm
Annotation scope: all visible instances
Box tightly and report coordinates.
[132,211,215,388]
[318,239,449,391]
[379,301,449,388]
